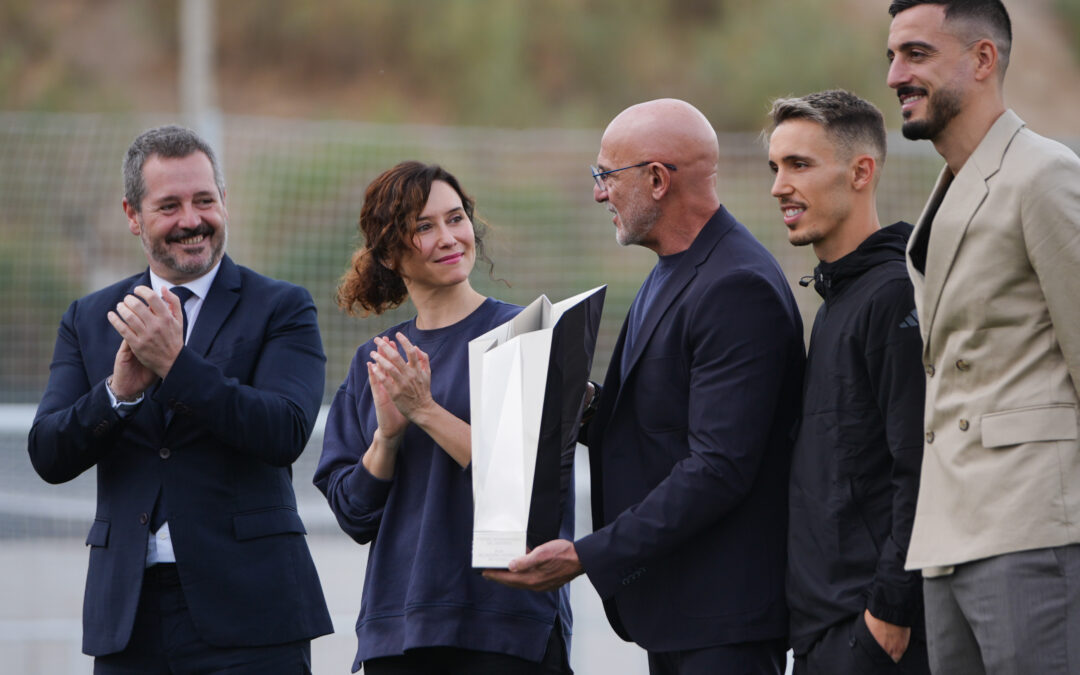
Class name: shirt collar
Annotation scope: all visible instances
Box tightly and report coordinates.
[148,260,222,301]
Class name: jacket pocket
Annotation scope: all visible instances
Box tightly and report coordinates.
[85,519,110,547]
[981,404,1078,448]
[232,506,307,541]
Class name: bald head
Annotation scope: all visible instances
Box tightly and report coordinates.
[602,99,719,177]
[595,99,721,255]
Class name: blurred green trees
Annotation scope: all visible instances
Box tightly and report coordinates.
[1060,0,1080,62]
[0,0,913,129]
[4,1,1078,130]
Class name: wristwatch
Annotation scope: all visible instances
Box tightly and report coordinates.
[107,377,144,415]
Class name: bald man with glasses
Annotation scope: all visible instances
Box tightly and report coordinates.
[487,98,805,675]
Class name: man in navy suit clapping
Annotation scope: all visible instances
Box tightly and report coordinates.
[29,125,332,674]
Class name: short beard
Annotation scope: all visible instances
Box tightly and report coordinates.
[901,86,963,141]
[787,228,821,248]
[141,224,226,278]
[614,189,662,247]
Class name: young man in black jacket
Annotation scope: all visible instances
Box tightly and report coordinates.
[767,90,929,674]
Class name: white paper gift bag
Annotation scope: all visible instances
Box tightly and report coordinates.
[469,286,605,568]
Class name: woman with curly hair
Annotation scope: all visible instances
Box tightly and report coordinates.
[315,161,572,674]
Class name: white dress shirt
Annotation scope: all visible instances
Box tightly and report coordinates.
[104,262,221,566]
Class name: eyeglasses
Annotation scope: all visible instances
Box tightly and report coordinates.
[590,161,677,191]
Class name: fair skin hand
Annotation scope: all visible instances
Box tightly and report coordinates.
[106,285,185,397]
[582,381,597,415]
[365,332,473,472]
[108,339,155,401]
[483,539,584,591]
[865,608,911,662]
[360,356,408,480]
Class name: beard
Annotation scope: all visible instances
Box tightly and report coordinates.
[614,186,662,247]
[787,227,821,248]
[900,84,963,141]
[141,222,227,279]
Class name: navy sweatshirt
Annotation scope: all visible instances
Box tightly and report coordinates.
[315,298,572,672]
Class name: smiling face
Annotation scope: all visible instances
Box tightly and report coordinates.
[768,119,855,251]
[123,152,227,284]
[887,3,973,141]
[394,179,476,292]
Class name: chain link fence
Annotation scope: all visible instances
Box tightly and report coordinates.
[5,111,1058,672]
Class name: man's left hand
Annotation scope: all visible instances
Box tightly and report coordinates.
[864,608,910,663]
[483,539,583,592]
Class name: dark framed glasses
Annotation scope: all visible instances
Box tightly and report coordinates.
[590,161,677,191]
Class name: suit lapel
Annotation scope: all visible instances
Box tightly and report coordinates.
[905,170,945,348]
[918,111,1024,356]
[919,167,984,350]
[619,207,732,381]
[186,255,241,357]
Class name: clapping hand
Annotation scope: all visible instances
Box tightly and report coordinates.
[106,285,185,397]
[369,333,435,424]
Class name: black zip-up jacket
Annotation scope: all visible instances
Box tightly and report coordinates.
[787,222,926,654]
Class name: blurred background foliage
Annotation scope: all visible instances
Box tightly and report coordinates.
[1,0,1078,402]
[0,7,1075,672]
[1,0,1075,132]
[1060,0,1080,61]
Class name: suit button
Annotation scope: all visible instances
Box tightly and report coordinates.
[959,419,970,431]
[956,359,971,372]
[159,447,171,459]
[138,513,149,525]
[925,364,935,377]
[925,431,935,443]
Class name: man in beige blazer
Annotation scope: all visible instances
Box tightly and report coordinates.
[886,1,1080,673]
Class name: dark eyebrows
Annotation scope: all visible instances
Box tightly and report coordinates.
[417,205,465,222]
[900,40,937,53]
[151,190,216,204]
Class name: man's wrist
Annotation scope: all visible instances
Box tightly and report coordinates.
[106,377,143,405]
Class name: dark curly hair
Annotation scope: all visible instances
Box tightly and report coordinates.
[337,161,494,316]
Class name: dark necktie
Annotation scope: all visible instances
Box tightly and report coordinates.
[152,287,195,533]
[170,286,195,343]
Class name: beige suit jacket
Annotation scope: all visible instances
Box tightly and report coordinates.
[905,110,1080,571]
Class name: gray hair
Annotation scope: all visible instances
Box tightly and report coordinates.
[123,125,225,211]
[768,89,887,167]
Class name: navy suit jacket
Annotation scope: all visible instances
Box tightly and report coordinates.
[575,207,805,651]
[28,255,333,656]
